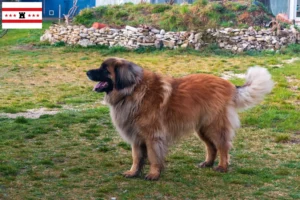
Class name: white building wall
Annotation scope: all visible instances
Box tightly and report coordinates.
[96,0,150,6]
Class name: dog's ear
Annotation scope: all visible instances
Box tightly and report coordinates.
[114,60,143,90]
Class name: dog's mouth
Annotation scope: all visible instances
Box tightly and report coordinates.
[93,81,109,92]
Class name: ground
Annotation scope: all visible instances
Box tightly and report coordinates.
[0,23,300,199]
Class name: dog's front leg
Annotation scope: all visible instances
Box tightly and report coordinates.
[144,137,167,181]
[123,143,146,178]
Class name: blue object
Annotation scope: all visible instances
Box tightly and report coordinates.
[18,0,95,18]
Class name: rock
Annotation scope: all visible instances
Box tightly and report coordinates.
[40,31,55,43]
[80,33,88,38]
[41,24,299,52]
[264,36,271,42]
[181,43,188,48]
[93,33,101,36]
[232,46,238,52]
[224,28,233,32]
[195,43,201,50]
[163,40,175,49]
[78,39,95,47]
[219,30,228,34]
[126,25,138,32]
[275,42,280,50]
[164,34,172,39]
[231,36,240,40]
[280,37,287,44]
[138,43,155,47]
[194,33,202,42]
[137,36,144,43]
[155,34,163,39]
[248,36,256,41]
[225,45,232,50]
[92,22,107,29]
[109,41,116,46]
[188,33,194,41]
[257,38,265,42]
[155,40,163,49]
[151,28,160,34]
[242,43,248,49]
[237,48,244,53]
[248,26,254,32]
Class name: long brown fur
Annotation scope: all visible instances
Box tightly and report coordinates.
[89,58,273,180]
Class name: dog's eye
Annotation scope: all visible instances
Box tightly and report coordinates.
[103,68,109,74]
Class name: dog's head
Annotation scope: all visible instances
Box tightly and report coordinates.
[86,58,143,93]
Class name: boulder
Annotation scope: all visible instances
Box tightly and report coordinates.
[92,22,107,29]
[78,39,95,47]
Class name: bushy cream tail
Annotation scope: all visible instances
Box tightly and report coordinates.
[234,67,274,110]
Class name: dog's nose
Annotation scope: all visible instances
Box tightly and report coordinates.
[86,71,91,76]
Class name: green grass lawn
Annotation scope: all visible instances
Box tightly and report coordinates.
[0,23,300,199]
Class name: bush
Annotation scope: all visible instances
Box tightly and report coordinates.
[152,4,172,13]
[194,0,208,7]
[211,3,225,12]
[226,2,248,11]
[73,2,272,31]
[74,8,94,26]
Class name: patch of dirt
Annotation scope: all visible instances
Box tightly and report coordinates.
[0,100,108,119]
[289,139,300,144]
[286,76,300,92]
[0,108,59,119]
[270,64,283,68]
[283,57,300,64]
[12,44,36,51]
[270,58,300,68]
[221,71,245,80]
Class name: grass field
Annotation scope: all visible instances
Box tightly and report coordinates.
[0,23,300,199]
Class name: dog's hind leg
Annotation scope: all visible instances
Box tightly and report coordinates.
[211,127,234,173]
[123,143,147,178]
[144,137,167,180]
[197,131,217,168]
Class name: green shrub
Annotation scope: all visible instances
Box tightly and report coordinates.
[227,2,247,11]
[73,1,270,31]
[180,5,189,14]
[211,3,225,12]
[73,8,94,26]
[115,10,129,18]
[93,6,108,18]
[53,41,65,47]
[15,116,28,124]
[152,4,172,13]
[247,5,259,12]
[194,0,208,7]
[275,134,290,143]
[220,21,234,27]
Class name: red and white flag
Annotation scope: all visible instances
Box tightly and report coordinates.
[2,2,42,29]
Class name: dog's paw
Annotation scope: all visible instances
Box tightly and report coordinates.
[123,170,139,178]
[213,166,228,173]
[144,173,160,181]
[198,161,214,168]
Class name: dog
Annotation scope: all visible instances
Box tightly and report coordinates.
[87,57,273,180]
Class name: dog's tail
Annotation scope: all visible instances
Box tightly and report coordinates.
[234,66,274,110]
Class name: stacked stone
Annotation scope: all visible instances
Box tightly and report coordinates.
[216,26,299,53]
[40,24,300,52]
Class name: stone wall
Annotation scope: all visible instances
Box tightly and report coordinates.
[40,24,300,52]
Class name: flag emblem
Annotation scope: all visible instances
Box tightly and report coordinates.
[2,2,42,29]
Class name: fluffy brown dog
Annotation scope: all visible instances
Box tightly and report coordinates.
[87,57,273,180]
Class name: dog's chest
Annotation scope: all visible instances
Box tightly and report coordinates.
[109,104,138,144]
